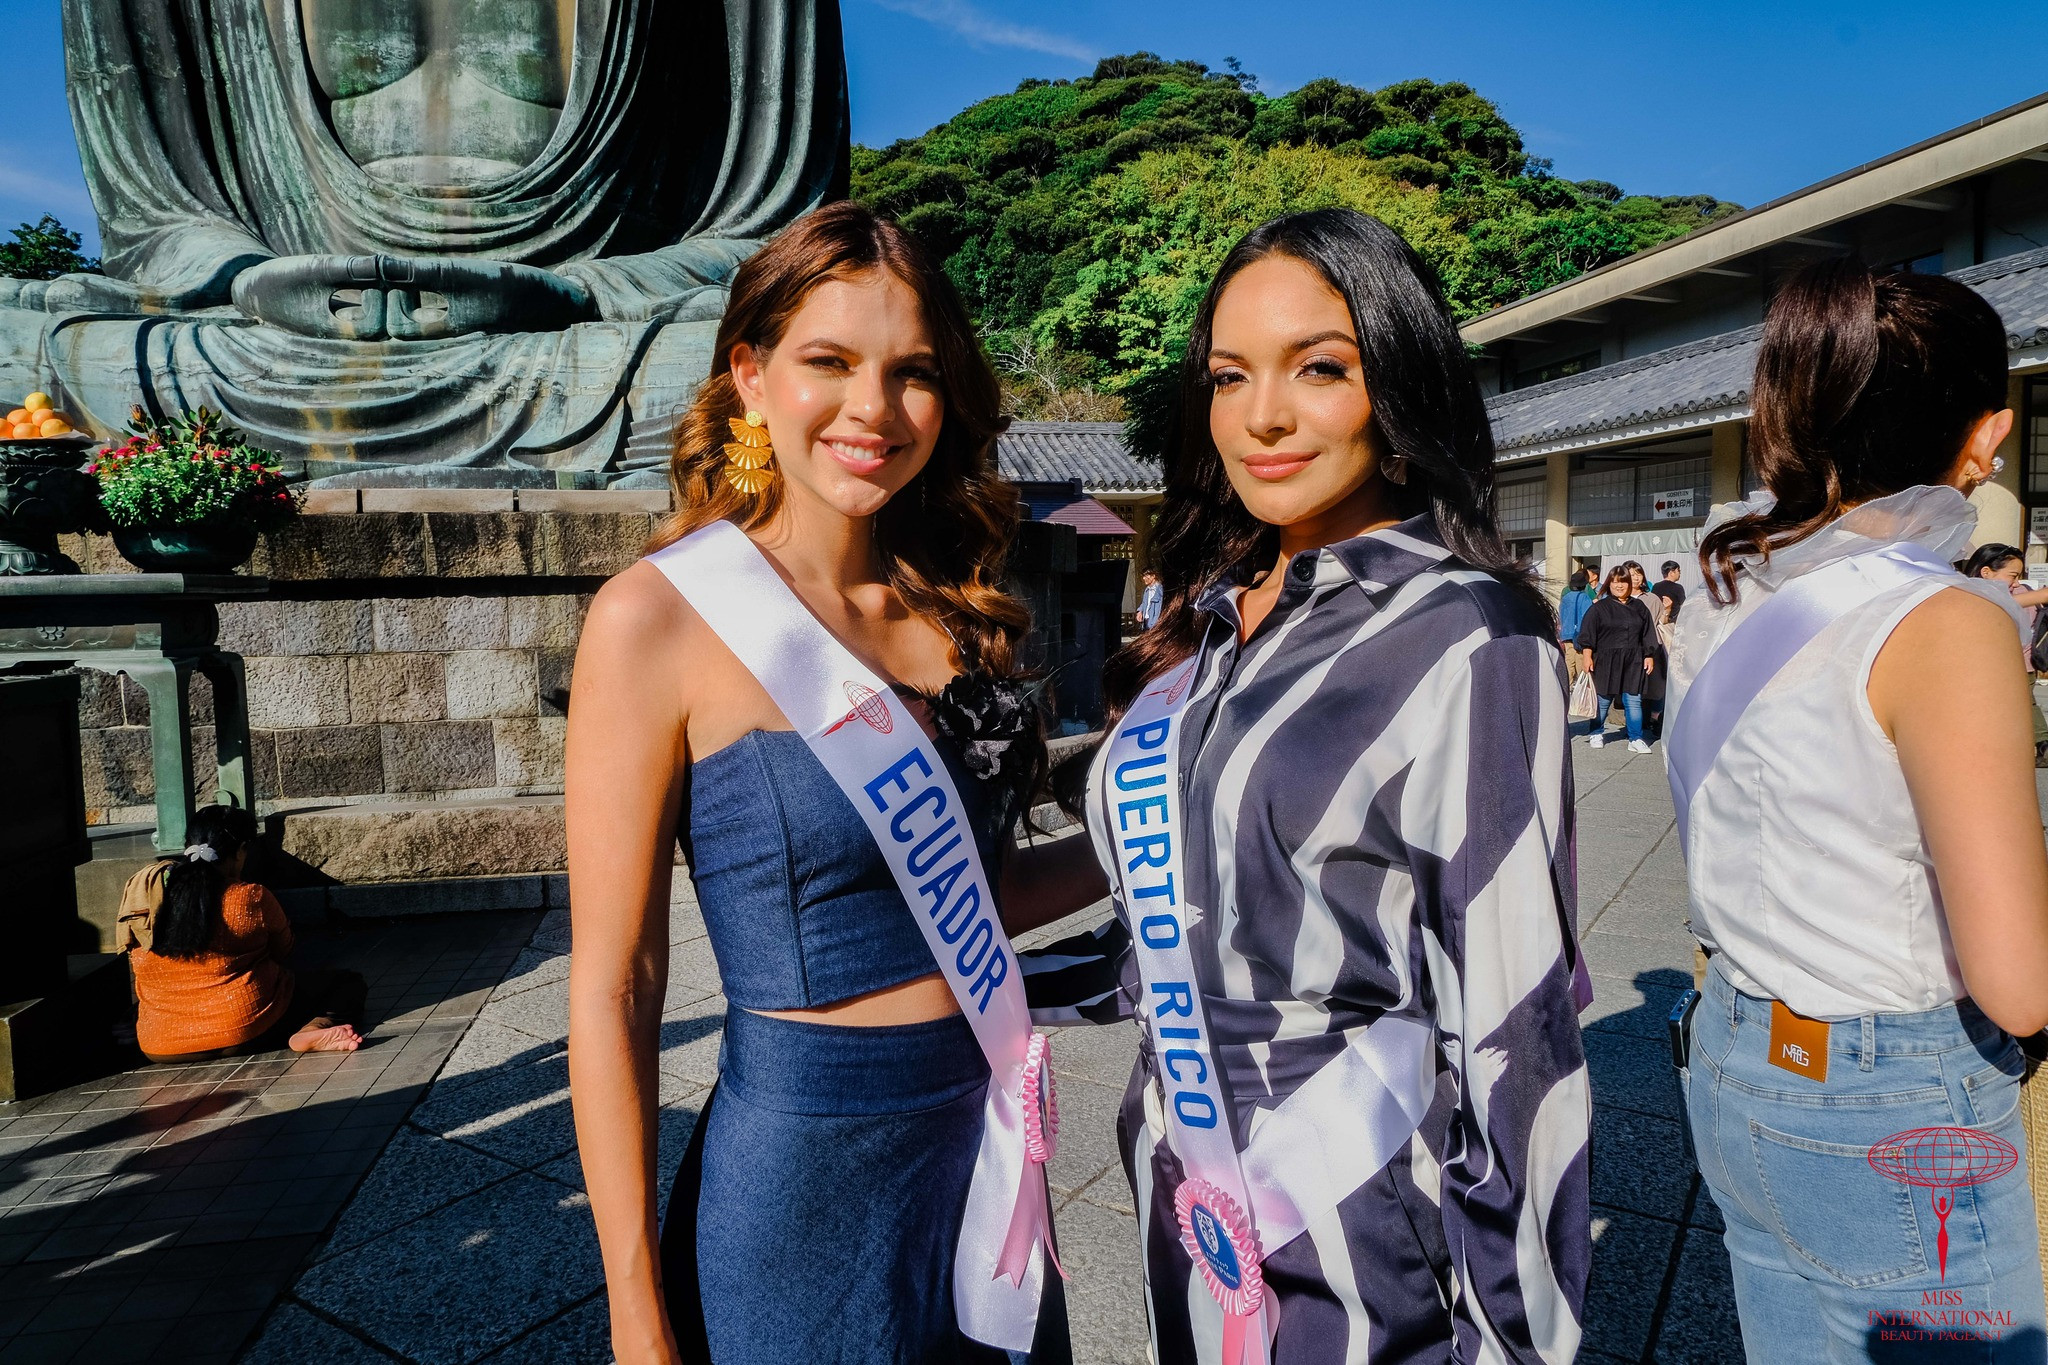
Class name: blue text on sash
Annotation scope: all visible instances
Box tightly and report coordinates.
[864,749,1008,1013]
[1117,713,1219,1130]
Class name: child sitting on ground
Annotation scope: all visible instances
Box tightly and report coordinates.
[125,804,367,1062]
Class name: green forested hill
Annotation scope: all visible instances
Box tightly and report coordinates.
[852,53,1738,435]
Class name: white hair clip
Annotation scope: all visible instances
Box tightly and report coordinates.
[183,845,219,863]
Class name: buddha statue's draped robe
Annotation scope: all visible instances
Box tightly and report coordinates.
[0,0,847,482]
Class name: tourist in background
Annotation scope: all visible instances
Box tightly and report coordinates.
[1559,565,1597,682]
[1575,564,1656,751]
[1139,565,1163,628]
[1029,208,1590,1365]
[1651,559,1687,621]
[129,804,366,1063]
[566,204,1087,1365]
[1643,588,1673,742]
[1624,559,1651,601]
[1963,541,2048,765]
[1668,259,2048,1364]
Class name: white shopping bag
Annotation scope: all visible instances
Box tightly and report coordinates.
[1568,671,1598,720]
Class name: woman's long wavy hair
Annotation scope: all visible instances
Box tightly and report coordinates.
[1698,258,2008,604]
[1103,208,1546,714]
[652,201,1045,794]
[154,804,258,960]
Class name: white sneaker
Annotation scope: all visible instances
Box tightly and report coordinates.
[1628,739,1652,754]
[1587,734,1605,749]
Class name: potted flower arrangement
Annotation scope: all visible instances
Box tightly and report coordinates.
[89,408,299,572]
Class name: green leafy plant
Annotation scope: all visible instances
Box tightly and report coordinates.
[87,408,299,530]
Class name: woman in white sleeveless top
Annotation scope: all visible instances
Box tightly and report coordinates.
[1668,259,2048,1364]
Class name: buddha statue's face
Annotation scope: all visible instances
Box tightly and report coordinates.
[300,0,577,189]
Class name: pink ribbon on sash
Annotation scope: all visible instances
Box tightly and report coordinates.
[994,1034,1066,1284]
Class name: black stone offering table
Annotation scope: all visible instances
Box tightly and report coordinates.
[0,435,106,575]
[0,574,266,850]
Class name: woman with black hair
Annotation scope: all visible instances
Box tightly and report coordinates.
[1029,208,1591,1365]
[1963,542,2048,764]
[1669,259,2048,1362]
[130,804,366,1062]
[1575,565,1657,750]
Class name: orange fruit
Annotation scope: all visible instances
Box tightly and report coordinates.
[38,418,70,437]
[21,392,49,413]
[9,423,32,439]
[4,409,25,425]
[28,408,52,425]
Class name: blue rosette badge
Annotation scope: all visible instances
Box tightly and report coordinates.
[1174,1178,1265,1363]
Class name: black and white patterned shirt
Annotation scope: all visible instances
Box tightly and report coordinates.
[1027,515,1591,1365]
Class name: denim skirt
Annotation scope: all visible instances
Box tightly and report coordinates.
[1683,958,2047,1363]
[660,1007,1070,1365]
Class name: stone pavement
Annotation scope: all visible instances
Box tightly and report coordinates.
[234,740,1750,1365]
[0,913,534,1364]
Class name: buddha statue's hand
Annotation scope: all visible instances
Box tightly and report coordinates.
[0,271,241,315]
[231,255,598,340]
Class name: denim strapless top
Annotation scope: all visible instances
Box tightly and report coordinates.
[680,728,1008,1010]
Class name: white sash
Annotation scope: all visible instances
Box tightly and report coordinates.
[1665,542,1955,847]
[1092,655,1436,1365]
[647,521,1054,1351]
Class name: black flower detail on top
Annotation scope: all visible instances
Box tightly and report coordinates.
[927,671,1039,783]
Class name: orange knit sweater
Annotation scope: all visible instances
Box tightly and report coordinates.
[133,882,295,1057]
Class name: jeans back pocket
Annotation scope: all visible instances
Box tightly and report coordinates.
[1750,1119,1930,1288]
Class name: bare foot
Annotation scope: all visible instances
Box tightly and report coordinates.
[289,1022,362,1053]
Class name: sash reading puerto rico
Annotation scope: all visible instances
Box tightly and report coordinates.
[647,521,1058,1352]
[1091,654,1436,1365]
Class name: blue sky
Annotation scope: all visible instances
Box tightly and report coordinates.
[3,0,2046,257]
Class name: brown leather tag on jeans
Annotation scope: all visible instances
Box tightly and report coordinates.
[1767,1001,1830,1083]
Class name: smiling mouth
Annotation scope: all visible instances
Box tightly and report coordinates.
[1240,452,1318,481]
[822,437,895,475]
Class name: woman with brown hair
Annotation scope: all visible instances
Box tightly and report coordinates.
[1668,259,2048,1362]
[566,202,1093,1364]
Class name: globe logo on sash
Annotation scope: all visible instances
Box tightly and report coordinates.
[1190,1202,1242,1290]
[823,681,893,735]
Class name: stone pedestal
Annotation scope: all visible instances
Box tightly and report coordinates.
[0,671,126,1100]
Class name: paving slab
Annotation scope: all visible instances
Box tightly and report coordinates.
[0,913,533,1365]
[294,1174,604,1365]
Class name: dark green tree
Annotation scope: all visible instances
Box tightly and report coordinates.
[0,215,100,280]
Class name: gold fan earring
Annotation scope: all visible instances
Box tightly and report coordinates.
[723,410,776,494]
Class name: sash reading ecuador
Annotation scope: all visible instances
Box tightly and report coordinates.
[647,522,1060,1352]
[1093,655,1436,1365]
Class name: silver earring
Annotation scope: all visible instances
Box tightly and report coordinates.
[1992,455,2007,476]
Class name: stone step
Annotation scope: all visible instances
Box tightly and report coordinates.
[271,794,570,885]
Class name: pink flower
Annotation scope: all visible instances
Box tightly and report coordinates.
[85,463,98,474]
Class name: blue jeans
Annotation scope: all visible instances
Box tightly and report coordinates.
[1683,958,2046,1363]
[1588,692,1642,741]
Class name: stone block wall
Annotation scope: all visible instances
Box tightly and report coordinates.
[59,493,664,827]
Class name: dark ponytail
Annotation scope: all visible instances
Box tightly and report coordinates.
[1104,207,1546,715]
[153,805,259,959]
[1700,258,2008,604]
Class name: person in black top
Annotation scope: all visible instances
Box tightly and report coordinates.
[1575,564,1657,750]
[1649,560,1687,622]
